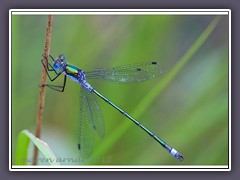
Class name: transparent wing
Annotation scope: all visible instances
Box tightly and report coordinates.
[78,88,95,158]
[78,87,105,158]
[85,61,164,83]
[84,87,105,138]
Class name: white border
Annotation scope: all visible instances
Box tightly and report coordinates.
[228,10,231,171]
[11,165,229,171]
[11,9,229,15]
[9,9,231,171]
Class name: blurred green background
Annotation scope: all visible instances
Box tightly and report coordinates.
[12,14,229,166]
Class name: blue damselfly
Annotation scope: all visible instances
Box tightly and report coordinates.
[41,54,183,161]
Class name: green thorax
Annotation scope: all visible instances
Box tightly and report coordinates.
[65,64,80,77]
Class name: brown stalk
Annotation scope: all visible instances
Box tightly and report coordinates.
[33,15,53,165]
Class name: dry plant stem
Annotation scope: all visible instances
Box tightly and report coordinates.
[33,15,53,165]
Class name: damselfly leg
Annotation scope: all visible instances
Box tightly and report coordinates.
[41,54,67,92]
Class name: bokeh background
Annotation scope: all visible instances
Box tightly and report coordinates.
[11,14,229,166]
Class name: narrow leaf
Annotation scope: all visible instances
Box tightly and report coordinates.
[15,130,60,165]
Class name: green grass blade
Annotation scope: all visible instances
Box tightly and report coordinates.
[14,130,60,165]
[89,16,222,163]
[145,16,222,107]
[15,130,30,165]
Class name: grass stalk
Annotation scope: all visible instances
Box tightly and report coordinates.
[33,15,53,165]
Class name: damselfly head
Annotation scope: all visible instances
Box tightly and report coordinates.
[53,54,66,70]
[59,54,66,62]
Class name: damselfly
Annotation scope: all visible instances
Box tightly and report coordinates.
[41,54,184,161]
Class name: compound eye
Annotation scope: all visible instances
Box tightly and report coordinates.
[59,54,66,61]
[53,62,60,70]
